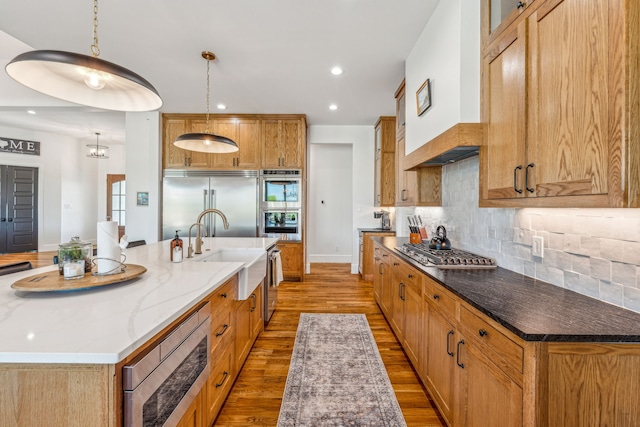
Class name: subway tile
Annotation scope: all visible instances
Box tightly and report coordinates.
[535,264,564,287]
[623,287,640,313]
[599,280,624,307]
[609,217,640,242]
[563,234,583,255]
[600,239,625,262]
[623,241,640,265]
[612,262,637,288]
[589,258,611,281]
[579,236,601,257]
[571,254,591,275]
[547,232,564,251]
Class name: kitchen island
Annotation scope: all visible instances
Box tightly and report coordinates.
[373,236,640,427]
[0,237,276,427]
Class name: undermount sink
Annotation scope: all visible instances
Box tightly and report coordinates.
[196,248,266,300]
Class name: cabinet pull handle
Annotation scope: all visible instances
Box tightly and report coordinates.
[479,329,488,337]
[456,340,465,368]
[399,282,405,300]
[408,274,413,279]
[447,330,455,357]
[433,294,440,300]
[250,294,257,312]
[513,165,523,193]
[377,194,381,204]
[382,254,388,258]
[378,263,383,274]
[215,323,229,337]
[525,163,535,193]
[393,262,399,266]
[221,292,227,299]
[516,1,525,8]
[215,371,229,388]
[401,189,407,201]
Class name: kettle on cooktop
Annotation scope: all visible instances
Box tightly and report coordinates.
[429,225,452,250]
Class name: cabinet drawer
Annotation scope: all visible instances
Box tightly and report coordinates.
[205,346,234,420]
[423,278,457,318]
[460,305,523,373]
[398,263,423,292]
[210,309,233,355]
[210,276,237,312]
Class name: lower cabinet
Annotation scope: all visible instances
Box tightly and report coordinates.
[177,387,205,427]
[235,282,264,372]
[279,242,303,281]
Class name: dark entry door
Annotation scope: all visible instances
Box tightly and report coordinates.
[0,166,38,253]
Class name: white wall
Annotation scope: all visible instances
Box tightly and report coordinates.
[308,144,353,263]
[125,112,161,244]
[308,125,381,273]
[405,0,480,154]
[0,124,125,251]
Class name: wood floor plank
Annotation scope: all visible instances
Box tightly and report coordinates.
[213,263,446,427]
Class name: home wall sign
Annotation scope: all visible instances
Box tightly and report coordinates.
[0,137,41,156]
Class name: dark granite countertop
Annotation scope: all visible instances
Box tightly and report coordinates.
[375,236,640,343]
[358,228,396,233]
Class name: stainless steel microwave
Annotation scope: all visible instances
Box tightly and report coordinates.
[260,209,301,240]
[260,170,301,209]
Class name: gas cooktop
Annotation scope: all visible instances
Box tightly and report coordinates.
[396,243,496,269]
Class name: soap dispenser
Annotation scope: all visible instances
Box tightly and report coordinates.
[171,230,183,262]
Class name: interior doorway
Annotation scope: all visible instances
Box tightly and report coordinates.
[0,165,38,253]
[107,174,126,240]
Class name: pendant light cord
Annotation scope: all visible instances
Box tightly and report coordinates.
[90,0,100,58]
[205,57,211,133]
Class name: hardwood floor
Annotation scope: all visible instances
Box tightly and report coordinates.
[0,250,57,269]
[214,263,445,427]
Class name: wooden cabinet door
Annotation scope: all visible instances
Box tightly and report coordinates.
[379,253,393,318]
[395,136,418,206]
[282,119,303,168]
[261,120,283,168]
[482,20,527,200]
[164,118,189,168]
[425,306,457,425]
[210,119,238,168]
[374,155,382,206]
[182,119,212,168]
[250,282,264,338]
[402,280,422,370]
[526,0,610,199]
[373,253,383,303]
[176,387,204,427]
[279,242,303,280]
[389,265,404,339]
[235,297,252,371]
[456,335,523,427]
[236,119,261,169]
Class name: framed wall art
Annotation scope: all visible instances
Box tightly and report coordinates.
[416,78,431,116]
[136,192,149,206]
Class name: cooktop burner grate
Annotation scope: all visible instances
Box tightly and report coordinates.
[396,243,496,269]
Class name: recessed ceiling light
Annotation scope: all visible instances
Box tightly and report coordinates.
[216,104,227,110]
[27,110,36,115]
[331,66,343,76]
[329,104,338,110]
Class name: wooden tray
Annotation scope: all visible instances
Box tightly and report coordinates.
[11,264,147,292]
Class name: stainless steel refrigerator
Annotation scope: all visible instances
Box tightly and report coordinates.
[162,170,259,240]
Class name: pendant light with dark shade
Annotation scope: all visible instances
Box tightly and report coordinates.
[173,51,239,154]
[5,0,162,112]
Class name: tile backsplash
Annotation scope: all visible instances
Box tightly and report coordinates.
[407,156,640,314]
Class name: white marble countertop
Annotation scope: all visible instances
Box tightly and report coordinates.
[0,237,277,365]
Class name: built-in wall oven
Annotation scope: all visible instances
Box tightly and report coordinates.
[123,302,210,427]
[260,170,302,209]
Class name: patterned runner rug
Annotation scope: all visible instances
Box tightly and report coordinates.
[277,313,407,427]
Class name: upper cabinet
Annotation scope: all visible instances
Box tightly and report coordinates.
[484,0,538,44]
[261,118,305,169]
[480,0,640,207]
[374,117,396,207]
[162,114,306,171]
[210,119,261,169]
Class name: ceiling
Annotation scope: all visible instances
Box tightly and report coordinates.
[0,0,439,144]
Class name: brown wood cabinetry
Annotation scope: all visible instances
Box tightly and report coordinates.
[208,119,261,169]
[393,80,443,207]
[360,231,394,281]
[279,241,303,281]
[374,116,396,207]
[162,114,306,171]
[235,283,264,373]
[480,0,640,207]
[176,388,205,427]
[261,119,305,169]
